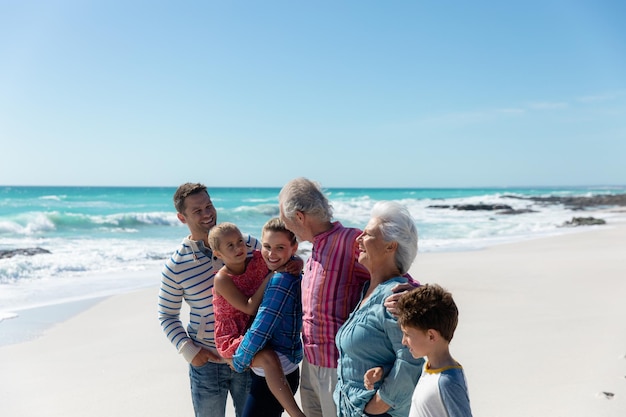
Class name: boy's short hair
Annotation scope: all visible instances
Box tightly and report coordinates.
[173,182,208,214]
[208,222,241,252]
[397,284,459,342]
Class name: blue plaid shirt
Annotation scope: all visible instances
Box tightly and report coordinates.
[231,270,303,372]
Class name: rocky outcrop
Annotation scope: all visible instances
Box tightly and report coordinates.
[426,203,545,215]
[504,194,626,209]
[497,208,538,215]
[426,203,538,215]
[427,204,514,211]
[0,247,51,259]
[562,217,607,227]
[427,193,626,216]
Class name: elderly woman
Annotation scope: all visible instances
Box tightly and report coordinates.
[334,201,424,417]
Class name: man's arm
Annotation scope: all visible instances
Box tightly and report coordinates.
[384,278,420,317]
[158,264,201,363]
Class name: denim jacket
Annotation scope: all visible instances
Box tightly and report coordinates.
[334,277,424,417]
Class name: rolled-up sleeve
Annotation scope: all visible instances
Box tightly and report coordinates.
[376,307,424,409]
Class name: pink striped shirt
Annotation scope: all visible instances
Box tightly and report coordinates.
[302,221,370,368]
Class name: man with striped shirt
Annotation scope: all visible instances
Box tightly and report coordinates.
[158,183,259,417]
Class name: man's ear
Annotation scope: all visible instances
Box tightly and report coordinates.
[177,212,187,224]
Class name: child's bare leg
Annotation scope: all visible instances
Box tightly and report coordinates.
[252,349,306,417]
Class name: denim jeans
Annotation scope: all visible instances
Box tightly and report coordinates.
[189,361,251,417]
[241,368,300,417]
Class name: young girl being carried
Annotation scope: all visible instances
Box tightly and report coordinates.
[210,221,306,417]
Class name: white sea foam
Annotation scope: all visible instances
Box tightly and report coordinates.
[1,185,623,320]
[39,195,65,201]
[0,311,18,322]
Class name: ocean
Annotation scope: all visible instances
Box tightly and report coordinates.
[1,185,624,324]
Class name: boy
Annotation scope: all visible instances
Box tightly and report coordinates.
[395,284,472,417]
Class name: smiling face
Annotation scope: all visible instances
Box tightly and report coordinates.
[261,229,298,271]
[356,217,389,270]
[401,324,431,359]
[177,192,217,240]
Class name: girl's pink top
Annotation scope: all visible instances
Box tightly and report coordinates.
[213,250,269,358]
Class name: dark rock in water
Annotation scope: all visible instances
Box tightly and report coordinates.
[456,204,514,211]
[504,194,626,209]
[427,204,514,211]
[562,217,606,227]
[428,203,536,215]
[0,247,52,259]
[428,193,626,216]
[497,208,538,215]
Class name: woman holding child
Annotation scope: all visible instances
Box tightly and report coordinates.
[209,219,305,417]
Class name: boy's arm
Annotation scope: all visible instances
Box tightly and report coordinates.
[364,366,384,390]
[440,372,473,417]
[363,393,391,415]
[214,269,271,316]
[368,305,424,413]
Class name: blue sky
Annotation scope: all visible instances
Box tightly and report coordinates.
[1,1,625,188]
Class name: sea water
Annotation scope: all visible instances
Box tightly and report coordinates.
[1,185,624,320]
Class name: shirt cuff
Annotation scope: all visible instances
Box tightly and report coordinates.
[179,340,201,363]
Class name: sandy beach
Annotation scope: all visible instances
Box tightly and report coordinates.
[1,220,625,417]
